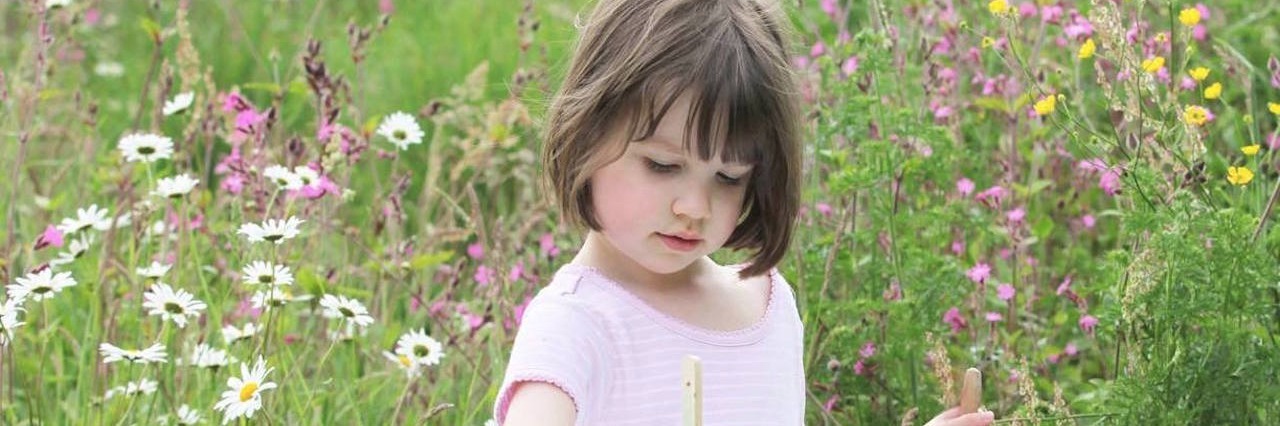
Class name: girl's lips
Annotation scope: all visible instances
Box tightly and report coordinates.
[658,233,701,252]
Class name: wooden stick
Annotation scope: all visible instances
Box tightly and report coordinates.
[959,368,983,414]
[682,355,703,426]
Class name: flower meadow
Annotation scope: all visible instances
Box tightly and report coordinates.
[1,0,1278,425]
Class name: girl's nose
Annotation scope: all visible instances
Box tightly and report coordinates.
[672,184,711,220]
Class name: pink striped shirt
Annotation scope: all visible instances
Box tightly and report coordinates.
[494,263,806,425]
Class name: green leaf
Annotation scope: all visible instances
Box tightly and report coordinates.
[410,251,454,270]
[973,96,1009,114]
[139,18,162,41]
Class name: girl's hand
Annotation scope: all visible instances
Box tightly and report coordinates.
[923,407,995,426]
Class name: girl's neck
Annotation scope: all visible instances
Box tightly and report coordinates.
[571,231,709,293]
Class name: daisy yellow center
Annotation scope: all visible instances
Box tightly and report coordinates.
[338,307,354,317]
[398,355,412,368]
[414,345,430,358]
[393,130,406,140]
[138,146,155,155]
[164,302,185,315]
[258,274,273,284]
[239,382,258,402]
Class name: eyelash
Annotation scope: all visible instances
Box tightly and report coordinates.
[645,159,743,186]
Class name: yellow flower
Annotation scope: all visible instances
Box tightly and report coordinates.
[988,0,1010,15]
[1034,95,1057,116]
[1242,145,1261,156]
[1078,38,1096,59]
[1227,166,1254,186]
[1184,105,1209,126]
[1189,67,1210,82]
[1269,102,1280,115]
[1178,7,1201,27]
[1141,56,1165,74]
[1154,33,1168,44]
[981,37,995,49]
[1203,82,1222,100]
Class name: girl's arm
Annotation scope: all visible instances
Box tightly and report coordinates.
[501,381,578,426]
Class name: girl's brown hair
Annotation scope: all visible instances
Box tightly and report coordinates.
[543,0,803,278]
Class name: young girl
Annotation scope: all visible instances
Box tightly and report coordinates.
[496,0,996,424]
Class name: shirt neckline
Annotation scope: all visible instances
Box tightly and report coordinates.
[557,262,780,346]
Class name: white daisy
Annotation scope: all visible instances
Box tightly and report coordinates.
[56,204,113,235]
[262,165,302,190]
[0,298,25,346]
[375,111,424,150]
[46,0,72,8]
[250,288,312,310]
[187,343,233,369]
[327,320,367,342]
[153,174,200,198]
[240,261,293,287]
[394,329,445,367]
[163,91,195,116]
[99,342,167,364]
[136,261,172,280]
[237,216,304,245]
[159,404,203,425]
[318,294,375,327]
[104,378,158,400]
[292,166,319,187]
[48,232,95,268]
[141,283,207,329]
[93,61,125,77]
[118,133,175,163]
[147,219,175,240]
[7,268,76,303]
[213,356,277,425]
[221,323,259,344]
[382,350,422,379]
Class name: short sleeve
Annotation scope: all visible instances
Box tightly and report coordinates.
[493,295,612,425]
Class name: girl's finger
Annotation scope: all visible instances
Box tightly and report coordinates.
[948,411,995,426]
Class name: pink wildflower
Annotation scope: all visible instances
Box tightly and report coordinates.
[975,185,1007,206]
[1056,276,1074,295]
[883,280,902,301]
[841,56,859,77]
[474,265,496,286]
[823,394,839,412]
[985,312,1003,322]
[815,202,833,217]
[540,233,560,258]
[467,243,484,260]
[34,225,64,250]
[810,41,825,58]
[1079,314,1099,335]
[966,263,991,284]
[1006,207,1026,225]
[859,342,876,359]
[943,307,967,333]
[1082,214,1096,229]
[997,284,1016,301]
[1099,168,1122,196]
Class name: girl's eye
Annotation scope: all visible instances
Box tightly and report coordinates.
[646,159,679,173]
[717,173,743,186]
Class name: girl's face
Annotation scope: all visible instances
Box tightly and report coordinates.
[588,93,754,275]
